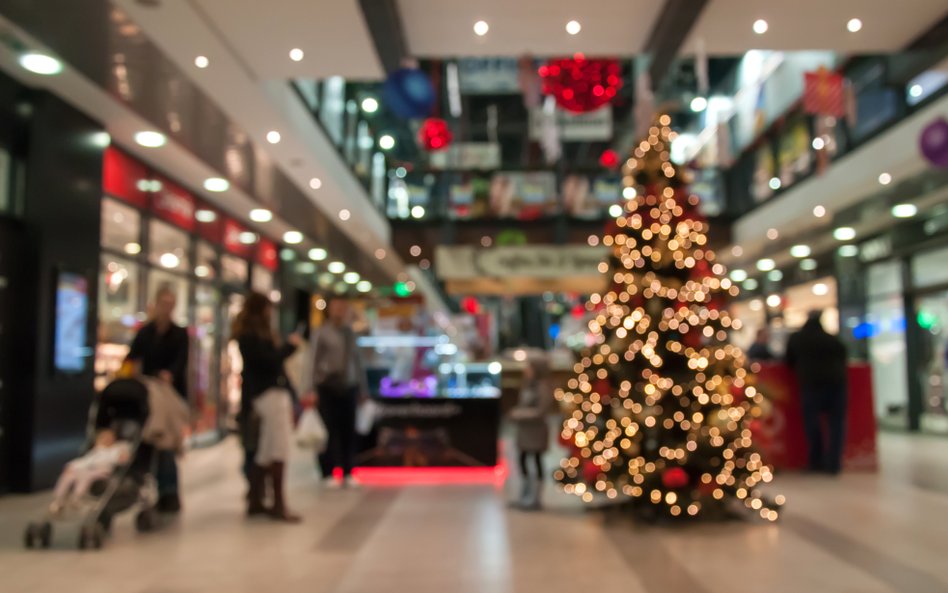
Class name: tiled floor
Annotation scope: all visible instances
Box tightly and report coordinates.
[1,432,947,593]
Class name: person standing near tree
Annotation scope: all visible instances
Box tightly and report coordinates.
[126,285,189,513]
[305,297,368,488]
[785,310,849,474]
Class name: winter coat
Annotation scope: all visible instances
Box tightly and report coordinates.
[785,319,848,388]
[510,379,554,452]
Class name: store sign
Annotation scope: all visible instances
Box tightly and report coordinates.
[102,148,148,208]
[428,142,501,170]
[529,105,613,141]
[859,236,892,263]
[151,178,196,232]
[223,219,251,258]
[256,238,278,271]
[435,245,608,281]
[457,58,522,94]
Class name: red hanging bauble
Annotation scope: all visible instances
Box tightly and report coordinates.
[418,117,453,151]
[460,296,481,314]
[571,303,587,319]
[661,467,690,489]
[599,149,620,169]
[539,56,623,113]
[582,461,602,483]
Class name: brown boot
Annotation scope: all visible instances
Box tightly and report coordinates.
[246,463,268,517]
[266,462,301,523]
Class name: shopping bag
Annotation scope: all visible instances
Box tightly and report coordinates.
[295,408,328,452]
[355,399,379,436]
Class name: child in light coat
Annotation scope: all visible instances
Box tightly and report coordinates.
[509,358,554,510]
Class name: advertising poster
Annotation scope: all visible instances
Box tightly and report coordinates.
[54,272,89,373]
[489,172,557,219]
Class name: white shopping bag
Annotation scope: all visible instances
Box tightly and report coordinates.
[295,408,328,452]
[355,399,379,436]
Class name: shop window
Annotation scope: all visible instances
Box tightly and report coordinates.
[867,260,903,298]
[866,260,908,430]
[101,198,142,255]
[148,219,191,273]
[912,246,948,290]
[95,255,141,390]
[196,240,218,280]
[146,268,190,326]
[221,254,248,286]
[192,283,220,437]
[251,265,274,295]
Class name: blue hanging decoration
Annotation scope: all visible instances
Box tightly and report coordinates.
[383,68,436,120]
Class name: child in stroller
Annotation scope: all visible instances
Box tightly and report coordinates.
[25,377,180,550]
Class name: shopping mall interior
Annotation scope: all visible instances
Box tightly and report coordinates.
[1,1,948,591]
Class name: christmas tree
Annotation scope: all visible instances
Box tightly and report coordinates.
[554,115,783,521]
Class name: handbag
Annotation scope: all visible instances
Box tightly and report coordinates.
[295,408,328,452]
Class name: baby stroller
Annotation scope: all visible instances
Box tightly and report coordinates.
[24,378,163,550]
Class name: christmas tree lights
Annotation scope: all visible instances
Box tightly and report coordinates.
[555,116,783,521]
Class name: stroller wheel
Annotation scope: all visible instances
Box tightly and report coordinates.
[135,509,156,533]
[24,523,38,549]
[78,523,104,550]
[40,522,53,548]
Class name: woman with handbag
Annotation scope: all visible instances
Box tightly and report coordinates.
[233,292,303,522]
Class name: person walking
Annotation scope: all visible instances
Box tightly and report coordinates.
[509,357,554,510]
[126,285,189,513]
[233,292,302,522]
[785,310,848,474]
[307,297,368,488]
[747,328,777,362]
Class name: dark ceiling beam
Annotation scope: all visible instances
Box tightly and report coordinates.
[357,0,409,75]
[643,0,711,89]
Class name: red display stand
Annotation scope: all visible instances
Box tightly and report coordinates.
[752,363,878,472]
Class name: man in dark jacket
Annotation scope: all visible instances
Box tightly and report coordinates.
[127,286,189,512]
[785,310,848,474]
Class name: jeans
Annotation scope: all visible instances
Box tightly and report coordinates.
[801,384,848,474]
[155,450,179,497]
[317,386,358,478]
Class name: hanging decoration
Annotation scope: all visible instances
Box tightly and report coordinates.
[418,117,453,151]
[920,117,948,168]
[460,296,481,315]
[803,66,846,118]
[383,68,436,120]
[599,148,620,169]
[539,56,622,114]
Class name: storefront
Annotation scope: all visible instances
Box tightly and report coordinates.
[97,147,281,441]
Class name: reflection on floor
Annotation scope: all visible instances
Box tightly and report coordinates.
[1,432,947,593]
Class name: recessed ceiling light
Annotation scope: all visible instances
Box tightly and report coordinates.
[800,258,818,271]
[838,245,859,257]
[813,205,826,218]
[909,84,924,98]
[283,230,303,244]
[790,245,811,258]
[731,245,743,257]
[753,19,768,34]
[124,242,142,255]
[19,52,63,75]
[195,209,217,223]
[769,177,782,191]
[134,130,167,148]
[375,248,386,260]
[266,130,281,144]
[891,203,917,218]
[327,261,346,274]
[361,97,379,113]
[411,205,426,219]
[308,248,327,261]
[409,245,422,257]
[833,226,856,241]
[756,258,776,272]
[690,96,708,112]
[356,280,372,293]
[766,294,781,308]
[194,55,209,68]
[379,134,395,150]
[812,137,825,150]
[729,269,748,282]
[847,18,863,33]
[566,20,582,35]
[159,252,180,269]
[878,172,892,185]
[767,228,779,240]
[289,48,304,62]
[249,208,272,223]
[343,272,360,284]
[339,209,351,221]
[473,20,489,36]
[812,282,830,296]
[90,131,111,148]
[204,177,229,192]
[744,278,759,290]
[768,270,783,282]
[309,177,322,190]
[238,232,258,245]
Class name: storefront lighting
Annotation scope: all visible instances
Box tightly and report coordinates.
[812,282,829,296]
[334,282,349,294]
[487,361,503,375]
[411,205,426,219]
[289,48,304,62]
[768,270,783,282]
[159,252,180,269]
[309,177,322,190]
[318,273,334,287]
[891,203,917,218]
[622,187,637,200]
[608,204,624,218]
[395,167,408,179]
[297,262,316,274]
[123,242,142,255]
[194,265,210,278]
[768,177,781,191]
[729,269,748,282]
[283,230,303,244]
[361,97,379,113]
[134,131,167,148]
[838,245,859,257]
[756,258,775,272]
[379,134,396,150]
[473,20,489,36]
[195,209,217,223]
[790,244,811,258]
[90,132,111,148]
[204,177,230,192]
[308,248,328,261]
[343,272,360,284]
[249,208,273,223]
[566,20,582,35]
[356,280,372,293]
[743,278,759,290]
[833,227,856,241]
[328,261,346,274]
[280,249,295,262]
[800,258,818,271]
[194,55,209,68]
[909,84,924,98]
[690,96,708,112]
[238,231,257,245]
[812,137,825,150]
[753,19,769,34]
[847,18,863,33]
[19,52,63,75]
[766,294,781,308]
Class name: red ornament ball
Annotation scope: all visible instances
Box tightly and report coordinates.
[599,149,620,169]
[582,461,601,483]
[460,296,481,315]
[418,117,453,151]
[662,467,690,489]
[539,56,623,113]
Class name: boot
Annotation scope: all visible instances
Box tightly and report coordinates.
[523,477,542,511]
[246,463,268,517]
[266,462,302,523]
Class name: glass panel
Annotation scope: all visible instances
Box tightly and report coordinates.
[146,268,189,327]
[221,254,248,285]
[912,245,948,290]
[101,198,142,255]
[148,219,191,272]
[95,255,141,391]
[221,293,245,427]
[867,260,903,298]
[917,290,948,434]
[192,284,220,437]
[251,265,274,294]
[0,147,10,213]
[195,240,218,280]
[867,293,909,429]
[320,76,346,146]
